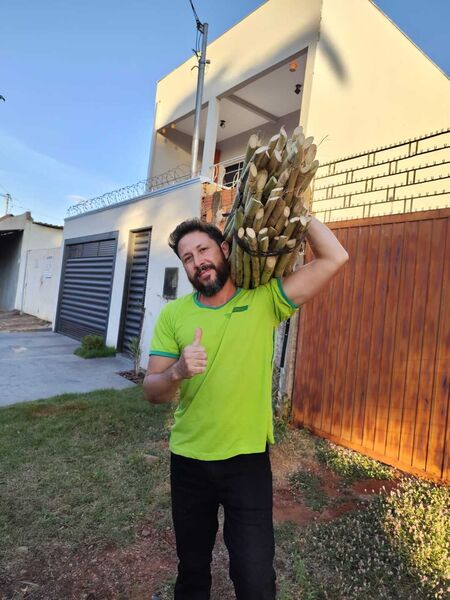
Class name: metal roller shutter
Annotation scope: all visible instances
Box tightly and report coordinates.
[56,233,118,340]
[119,229,151,353]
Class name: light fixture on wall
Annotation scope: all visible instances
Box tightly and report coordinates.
[161,128,167,134]
[170,122,176,129]
[294,83,302,95]
[219,119,226,128]
[289,60,298,72]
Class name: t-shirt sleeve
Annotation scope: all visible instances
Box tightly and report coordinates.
[149,304,180,358]
[268,277,299,324]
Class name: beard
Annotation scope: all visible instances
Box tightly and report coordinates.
[189,252,230,297]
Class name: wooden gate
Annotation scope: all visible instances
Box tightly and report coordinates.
[292,208,450,482]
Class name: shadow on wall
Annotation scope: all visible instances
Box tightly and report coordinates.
[159,21,348,134]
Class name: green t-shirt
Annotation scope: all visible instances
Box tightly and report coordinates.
[149,277,298,460]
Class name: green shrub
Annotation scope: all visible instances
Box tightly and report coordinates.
[74,334,116,359]
[315,439,395,483]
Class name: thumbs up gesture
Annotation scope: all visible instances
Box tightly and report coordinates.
[174,328,207,379]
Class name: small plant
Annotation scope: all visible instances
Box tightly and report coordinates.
[315,439,395,484]
[288,469,329,511]
[128,336,142,376]
[74,334,116,359]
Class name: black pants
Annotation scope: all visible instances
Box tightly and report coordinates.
[170,449,276,600]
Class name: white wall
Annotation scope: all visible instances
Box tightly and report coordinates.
[21,247,62,321]
[149,0,322,176]
[61,179,203,366]
[307,0,450,162]
[14,222,63,312]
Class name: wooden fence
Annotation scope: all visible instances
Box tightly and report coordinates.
[292,208,450,481]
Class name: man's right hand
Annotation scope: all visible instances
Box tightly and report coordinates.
[173,328,207,379]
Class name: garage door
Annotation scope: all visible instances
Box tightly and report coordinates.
[56,232,118,340]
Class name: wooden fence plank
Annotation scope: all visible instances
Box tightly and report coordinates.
[412,219,440,471]
[362,223,394,450]
[331,227,356,438]
[373,222,404,456]
[385,221,418,460]
[340,227,369,441]
[398,223,429,467]
[314,278,336,431]
[351,225,380,446]
[424,218,449,478]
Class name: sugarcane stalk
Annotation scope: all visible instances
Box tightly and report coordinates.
[272,235,288,252]
[277,168,291,188]
[267,226,278,238]
[260,256,277,285]
[244,197,264,227]
[267,198,287,228]
[275,126,288,154]
[253,146,269,169]
[260,196,279,228]
[282,216,301,239]
[259,235,269,274]
[253,208,265,233]
[242,163,258,204]
[268,149,282,176]
[257,227,268,243]
[235,207,245,231]
[234,227,245,287]
[268,134,280,155]
[274,207,291,234]
[274,249,294,278]
[304,143,317,165]
[244,134,260,166]
[246,228,260,288]
[262,176,278,202]
[254,169,269,202]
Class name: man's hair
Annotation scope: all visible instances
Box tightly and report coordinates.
[168,218,225,257]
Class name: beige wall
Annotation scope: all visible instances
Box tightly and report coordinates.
[149,0,322,177]
[308,0,449,162]
[307,0,450,219]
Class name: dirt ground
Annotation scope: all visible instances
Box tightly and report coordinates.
[0,310,51,333]
[1,437,398,600]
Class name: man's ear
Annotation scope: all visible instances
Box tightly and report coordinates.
[221,241,230,259]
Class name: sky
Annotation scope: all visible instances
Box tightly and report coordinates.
[1,0,449,225]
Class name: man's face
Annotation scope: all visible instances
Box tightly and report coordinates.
[178,231,230,297]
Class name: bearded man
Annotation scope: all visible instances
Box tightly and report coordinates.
[144,217,348,600]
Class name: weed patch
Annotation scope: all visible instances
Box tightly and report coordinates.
[315,438,395,484]
[288,470,329,511]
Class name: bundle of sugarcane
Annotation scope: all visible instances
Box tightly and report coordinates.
[223,126,317,289]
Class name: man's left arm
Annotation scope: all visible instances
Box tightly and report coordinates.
[282,216,349,307]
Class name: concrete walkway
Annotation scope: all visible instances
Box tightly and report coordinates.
[0,330,135,407]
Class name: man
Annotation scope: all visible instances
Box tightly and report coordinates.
[144,216,348,599]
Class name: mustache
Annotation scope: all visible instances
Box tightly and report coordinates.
[195,263,216,278]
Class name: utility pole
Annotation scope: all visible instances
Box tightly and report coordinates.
[189,1,209,178]
[2,193,11,215]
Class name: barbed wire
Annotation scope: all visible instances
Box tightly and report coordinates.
[66,164,193,218]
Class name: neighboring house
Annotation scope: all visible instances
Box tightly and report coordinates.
[0,212,63,322]
[57,0,449,365]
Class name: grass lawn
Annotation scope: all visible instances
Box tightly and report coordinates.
[0,387,448,599]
